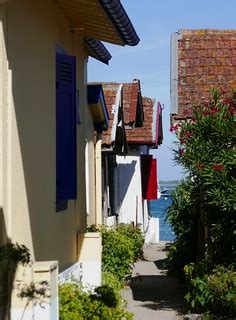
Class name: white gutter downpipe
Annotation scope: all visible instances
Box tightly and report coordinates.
[95,135,102,226]
[170,31,182,117]
[111,84,123,145]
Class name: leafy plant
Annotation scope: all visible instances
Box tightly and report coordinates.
[166,179,199,276]
[168,89,236,316]
[116,224,144,260]
[59,282,133,320]
[184,264,236,316]
[87,224,100,232]
[102,271,122,293]
[168,89,236,268]
[101,225,144,283]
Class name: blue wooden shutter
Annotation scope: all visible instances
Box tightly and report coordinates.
[56,53,77,201]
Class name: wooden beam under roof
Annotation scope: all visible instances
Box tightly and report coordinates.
[55,0,124,45]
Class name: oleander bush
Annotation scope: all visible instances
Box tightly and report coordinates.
[167,88,236,316]
[59,282,133,320]
[101,225,144,283]
[168,88,236,267]
[184,264,236,317]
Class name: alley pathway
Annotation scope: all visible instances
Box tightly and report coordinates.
[122,242,185,320]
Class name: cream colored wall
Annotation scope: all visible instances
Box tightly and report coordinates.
[73,33,96,231]
[0,0,95,271]
[0,3,8,245]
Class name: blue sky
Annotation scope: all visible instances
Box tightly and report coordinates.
[88,0,236,181]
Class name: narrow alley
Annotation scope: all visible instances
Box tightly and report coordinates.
[122,242,185,320]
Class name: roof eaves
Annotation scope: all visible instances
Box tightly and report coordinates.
[99,0,140,46]
[84,38,112,65]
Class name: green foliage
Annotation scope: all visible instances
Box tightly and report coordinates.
[116,224,144,260]
[0,242,30,265]
[59,282,133,320]
[168,89,236,268]
[87,224,100,232]
[184,264,236,316]
[166,180,199,276]
[101,225,144,283]
[91,285,119,308]
[168,89,236,316]
[102,271,122,293]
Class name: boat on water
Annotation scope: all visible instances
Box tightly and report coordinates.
[157,186,171,199]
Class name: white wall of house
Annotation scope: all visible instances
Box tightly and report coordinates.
[116,150,159,243]
[116,155,146,230]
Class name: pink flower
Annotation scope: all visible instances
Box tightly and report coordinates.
[178,148,185,156]
[220,88,227,95]
[169,123,181,133]
[202,110,211,116]
[221,98,232,106]
[212,164,224,171]
[210,107,219,114]
[183,109,192,117]
[185,130,193,138]
[229,106,236,115]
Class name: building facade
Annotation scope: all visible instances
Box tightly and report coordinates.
[0,1,139,319]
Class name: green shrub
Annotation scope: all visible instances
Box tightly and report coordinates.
[59,282,133,320]
[101,225,144,283]
[184,264,236,316]
[166,180,199,277]
[102,228,134,282]
[116,225,144,260]
[169,89,236,268]
[102,271,122,293]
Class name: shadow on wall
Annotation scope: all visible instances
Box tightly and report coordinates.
[117,160,137,207]
[0,208,7,246]
[2,1,84,271]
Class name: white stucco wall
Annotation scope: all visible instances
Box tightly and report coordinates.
[116,155,145,229]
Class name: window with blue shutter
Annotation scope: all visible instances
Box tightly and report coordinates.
[56,53,77,209]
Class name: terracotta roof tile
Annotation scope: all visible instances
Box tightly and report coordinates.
[122,80,141,124]
[126,97,158,146]
[176,29,236,119]
[100,82,161,148]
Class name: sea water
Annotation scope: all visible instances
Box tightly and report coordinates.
[150,195,175,241]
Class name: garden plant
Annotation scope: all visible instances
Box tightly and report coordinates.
[168,88,236,316]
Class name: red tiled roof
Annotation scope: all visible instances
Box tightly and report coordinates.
[123,79,141,125]
[176,29,236,119]
[101,82,161,148]
[126,97,158,146]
